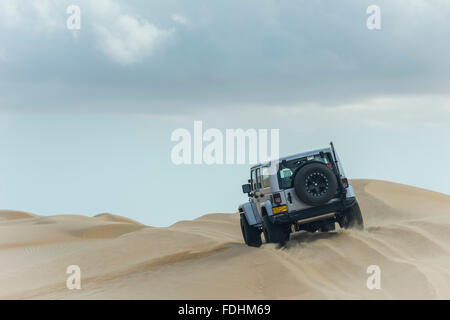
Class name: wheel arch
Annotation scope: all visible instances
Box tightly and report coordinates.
[239,202,260,226]
[260,200,273,217]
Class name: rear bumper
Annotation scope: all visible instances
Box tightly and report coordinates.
[270,197,356,224]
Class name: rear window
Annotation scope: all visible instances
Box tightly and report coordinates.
[278,154,331,189]
[261,167,271,188]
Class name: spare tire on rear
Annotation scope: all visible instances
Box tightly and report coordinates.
[293,162,338,206]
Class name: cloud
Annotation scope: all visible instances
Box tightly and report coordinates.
[171,14,188,25]
[267,94,450,128]
[0,0,61,31]
[85,0,173,64]
[88,0,122,19]
[0,0,23,27]
[0,0,172,65]
[94,14,172,65]
[31,0,59,29]
[0,0,450,115]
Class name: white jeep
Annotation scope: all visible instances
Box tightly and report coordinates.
[238,142,364,247]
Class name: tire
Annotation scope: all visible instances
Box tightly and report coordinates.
[293,162,338,206]
[262,215,290,244]
[240,214,262,247]
[339,202,364,230]
[320,222,336,232]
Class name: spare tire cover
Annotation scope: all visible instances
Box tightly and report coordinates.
[293,162,338,206]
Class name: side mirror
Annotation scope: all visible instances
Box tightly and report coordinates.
[242,183,251,194]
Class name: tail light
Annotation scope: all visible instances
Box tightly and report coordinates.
[273,193,282,205]
[341,178,349,188]
[327,163,333,169]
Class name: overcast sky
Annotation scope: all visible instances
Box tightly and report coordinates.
[0,0,449,226]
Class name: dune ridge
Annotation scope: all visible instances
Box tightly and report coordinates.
[0,179,448,299]
[93,213,144,226]
[0,210,38,221]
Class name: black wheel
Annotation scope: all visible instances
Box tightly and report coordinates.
[304,226,318,233]
[262,215,290,244]
[320,222,336,232]
[339,202,364,230]
[240,214,262,247]
[293,162,338,206]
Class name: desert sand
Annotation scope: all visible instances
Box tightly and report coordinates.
[0,179,449,299]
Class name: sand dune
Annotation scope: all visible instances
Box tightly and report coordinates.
[93,213,144,226]
[0,210,38,221]
[0,179,448,299]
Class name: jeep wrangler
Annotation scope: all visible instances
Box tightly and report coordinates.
[238,142,364,247]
